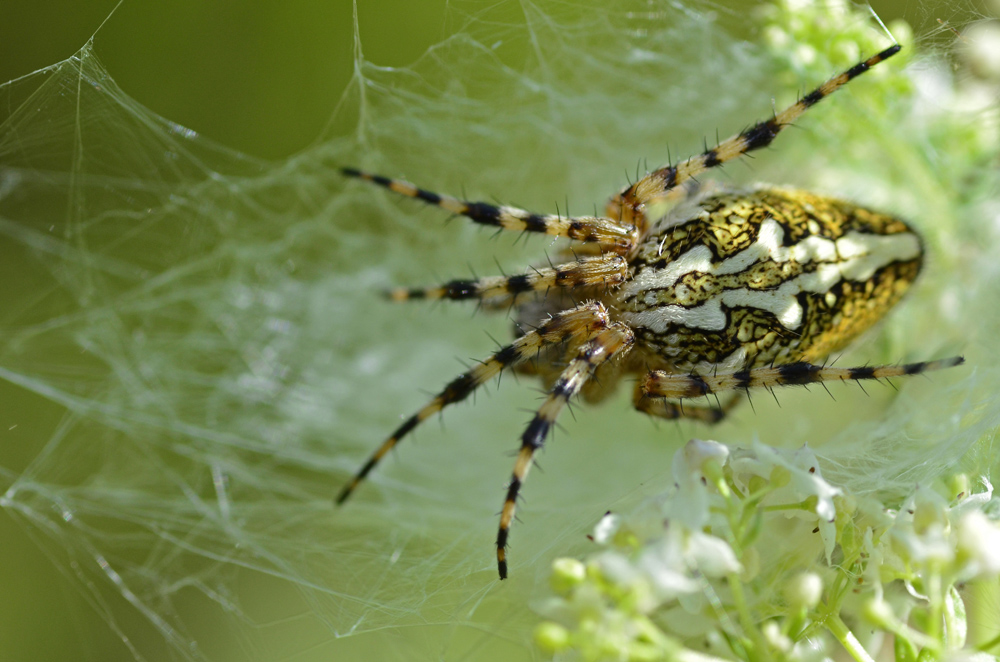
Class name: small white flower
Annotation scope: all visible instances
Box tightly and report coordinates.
[730,442,842,562]
[955,510,1000,580]
[592,511,620,545]
[666,439,728,529]
[596,550,642,587]
[636,548,702,601]
[686,531,742,577]
[762,620,793,653]
[636,526,741,602]
[950,478,994,518]
[891,487,955,567]
[676,438,729,478]
[907,522,955,566]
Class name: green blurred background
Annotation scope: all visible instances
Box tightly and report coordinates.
[0,1,976,660]
[0,0,966,160]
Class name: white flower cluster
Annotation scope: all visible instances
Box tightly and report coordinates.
[532,1,1000,659]
[535,440,1000,662]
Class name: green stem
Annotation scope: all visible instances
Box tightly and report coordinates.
[728,572,771,662]
[926,569,943,645]
[827,615,876,662]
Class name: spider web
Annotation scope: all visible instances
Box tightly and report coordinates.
[1,1,998,661]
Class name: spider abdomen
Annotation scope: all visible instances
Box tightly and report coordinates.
[618,188,923,370]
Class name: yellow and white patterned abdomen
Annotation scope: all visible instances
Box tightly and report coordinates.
[618,188,922,370]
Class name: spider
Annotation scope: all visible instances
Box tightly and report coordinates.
[337,44,963,580]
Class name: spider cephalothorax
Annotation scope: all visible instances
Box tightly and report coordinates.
[336,44,962,579]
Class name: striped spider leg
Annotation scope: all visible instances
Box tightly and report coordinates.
[385,256,628,303]
[605,45,903,243]
[496,320,634,579]
[338,44,965,580]
[640,357,965,404]
[341,168,640,255]
[632,380,739,424]
[335,301,621,506]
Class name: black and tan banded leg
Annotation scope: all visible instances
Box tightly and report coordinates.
[336,301,616,505]
[640,356,964,401]
[618,45,902,211]
[341,168,639,254]
[632,382,740,424]
[386,255,628,303]
[496,323,634,579]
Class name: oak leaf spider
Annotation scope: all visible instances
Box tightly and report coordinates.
[337,44,963,579]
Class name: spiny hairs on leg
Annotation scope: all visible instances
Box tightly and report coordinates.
[335,302,614,505]
[385,255,628,302]
[496,323,634,579]
[642,356,964,400]
[633,384,742,423]
[341,168,638,252]
[621,44,902,208]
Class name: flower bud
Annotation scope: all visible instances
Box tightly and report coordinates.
[534,622,570,653]
[783,572,823,609]
[550,558,586,595]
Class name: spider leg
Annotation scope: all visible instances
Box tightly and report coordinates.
[386,255,628,303]
[632,381,740,423]
[341,168,639,253]
[336,302,614,505]
[496,323,634,579]
[605,176,718,241]
[641,356,964,400]
[619,45,901,211]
